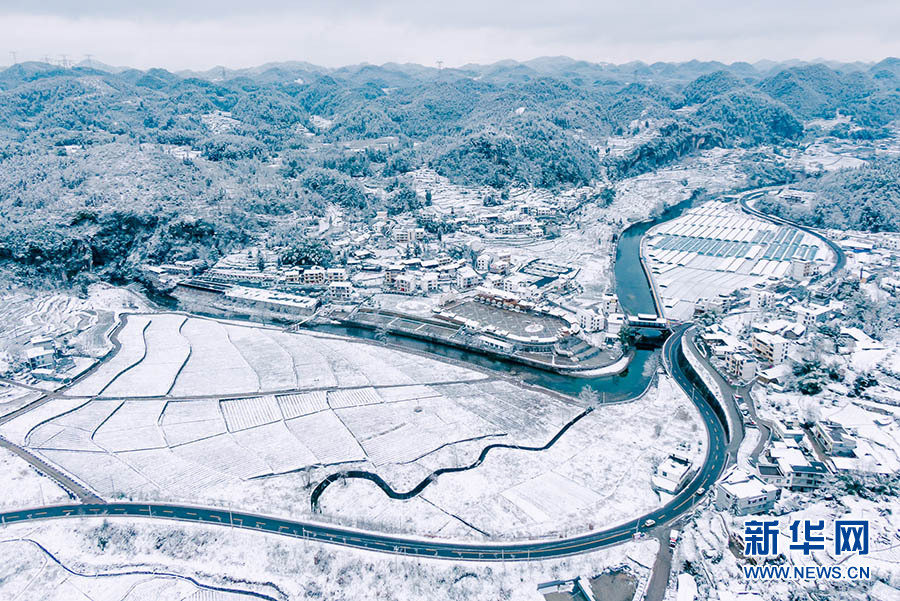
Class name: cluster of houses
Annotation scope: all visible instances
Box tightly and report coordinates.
[699,278,882,388]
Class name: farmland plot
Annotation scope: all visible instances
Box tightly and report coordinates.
[276,391,328,418]
[38,448,157,496]
[220,395,282,431]
[327,387,383,409]
[67,315,151,396]
[375,384,441,403]
[102,314,189,397]
[266,332,338,389]
[93,401,167,451]
[160,400,227,446]
[119,448,233,496]
[173,434,271,479]
[231,421,319,473]
[170,319,258,396]
[226,326,296,391]
[285,411,366,464]
[27,399,122,451]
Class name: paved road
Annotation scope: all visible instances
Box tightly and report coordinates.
[0,328,730,562]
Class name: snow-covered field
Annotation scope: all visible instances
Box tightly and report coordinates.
[68,314,488,399]
[0,535,267,600]
[1,313,704,541]
[0,446,69,510]
[0,517,659,601]
[0,284,149,360]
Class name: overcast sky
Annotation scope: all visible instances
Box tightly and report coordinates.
[1,1,898,70]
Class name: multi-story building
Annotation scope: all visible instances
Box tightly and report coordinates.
[302,266,326,285]
[601,293,620,315]
[395,273,417,294]
[325,267,347,283]
[456,266,480,290]
[791,258,820,280]
[577,309,606,333]
[725,351,758,381]
[813,421,857,457]
[757,441,829,492]
[751,332,789,365]
[327,281,353,301]
[749,288,775,311]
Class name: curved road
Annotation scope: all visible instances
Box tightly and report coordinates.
[739,192,846,274]
[0,327,730,561]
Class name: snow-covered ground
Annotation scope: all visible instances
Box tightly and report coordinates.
[668,495,900,600]
[0,517,659,601]
[0,446,69,510]
[0,283,149,360]
[1,312,705,542]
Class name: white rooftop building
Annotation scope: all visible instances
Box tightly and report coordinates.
[715,466,780,515]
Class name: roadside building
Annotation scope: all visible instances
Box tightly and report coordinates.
[791,258,820,280]
[651,453,693,495]
[26,346,56,369]
[757,441,829,492]
[715,466,780,515]
[771,419,805,443]
[725,351,757,381]
[751,332,789,365]
[476,253,492,272]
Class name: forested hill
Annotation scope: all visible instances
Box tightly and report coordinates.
[0,57,898,282]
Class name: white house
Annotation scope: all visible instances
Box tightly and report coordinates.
[456,266,480,290]
[651,453,693,495]
[577,308,606,333]
[327,281,353,301]
[715,466,780,515]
